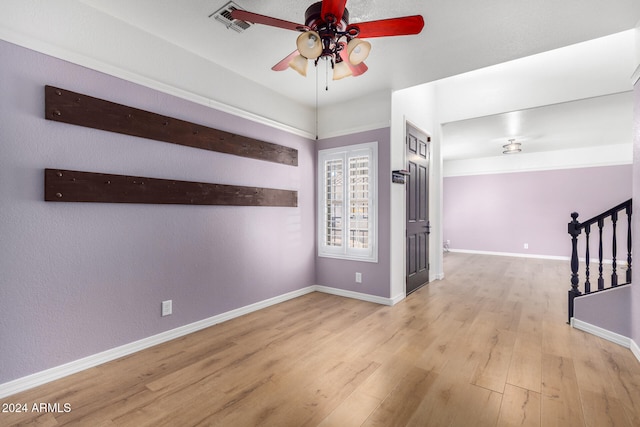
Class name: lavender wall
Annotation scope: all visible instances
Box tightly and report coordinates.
[574,285,632,337]
[315,128,391,298]
[443,165,632,257]
[0,40,315,383]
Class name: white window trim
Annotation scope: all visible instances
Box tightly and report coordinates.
[317,141,378,263]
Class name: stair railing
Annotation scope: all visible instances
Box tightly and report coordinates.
[567,199,632,323]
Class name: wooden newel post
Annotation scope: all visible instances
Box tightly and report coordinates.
[568,212,582,323]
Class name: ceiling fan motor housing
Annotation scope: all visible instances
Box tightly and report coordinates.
[303,2,352,62]
[304,1,349,30]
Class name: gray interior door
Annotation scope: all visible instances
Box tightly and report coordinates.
[406,124,430,295]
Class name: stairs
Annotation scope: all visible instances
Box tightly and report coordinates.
[567,199,632,341]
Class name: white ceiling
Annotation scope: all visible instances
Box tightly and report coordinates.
[77,0,640,108]
[2,0,638,162]
[441,91,634,161]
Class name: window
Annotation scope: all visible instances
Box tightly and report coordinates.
[318,142,377,262]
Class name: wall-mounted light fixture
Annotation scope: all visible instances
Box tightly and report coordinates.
[503,139,522,154]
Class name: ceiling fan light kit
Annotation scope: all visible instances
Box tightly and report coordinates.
[296,30,323,58]
[332,58,353,80]
[231,0,424,81]
[347,38,371,65]
[288,54,309,76]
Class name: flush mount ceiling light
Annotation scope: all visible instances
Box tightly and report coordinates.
[503,139,522,154]
[231,1,424,81]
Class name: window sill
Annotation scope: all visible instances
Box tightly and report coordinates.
[317,252,378,263]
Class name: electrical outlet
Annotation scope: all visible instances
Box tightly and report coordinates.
[162,300,172,317]
[446,239,451,245]
[524,243,529,249]
[355,272,362,283]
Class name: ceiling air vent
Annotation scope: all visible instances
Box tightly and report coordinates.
[210,1,251,33]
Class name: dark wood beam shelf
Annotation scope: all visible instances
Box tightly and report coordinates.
[44,169,297,207]
[44,86,298,166]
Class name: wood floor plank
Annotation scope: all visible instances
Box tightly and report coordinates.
[406,354,488,427]
[361,367,439,427]
[597,341,640,426]
[357,356,416,401]
[470,327,517,393]
[541,353,586,427]
[413,318,467,373]
[570,330,618,396]
[403,378,460,427]
[507,349,542,393]
[3,253,640,426]
[580,389,633,427]
[542,319,574,358]
[508,331,543,393]
[317,391,382,427]
[448,384,503,427]
[497,384,541,427]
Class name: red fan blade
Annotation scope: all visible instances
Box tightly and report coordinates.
[272,50,300,71]
[231,10,304,32]
[347,15,424,38]
[338,44,368,77]
[349,61,368,77]
[321,0,348,24]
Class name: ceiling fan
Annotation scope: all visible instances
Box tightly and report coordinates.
[231,0,424,80]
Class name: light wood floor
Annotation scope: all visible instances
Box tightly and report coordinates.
[2,253,640,426]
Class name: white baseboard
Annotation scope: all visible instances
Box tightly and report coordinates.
[313,285,396,306]
[448,249,628,266]
[389,293,406,305]
[631,339,640,363]
[570,318,631,348]
[0,285,399,398]
[0,286,316,399]
[448,248,569,261]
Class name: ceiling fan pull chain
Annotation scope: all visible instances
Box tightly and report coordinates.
[325,58,329,91]
[315,64,319,140]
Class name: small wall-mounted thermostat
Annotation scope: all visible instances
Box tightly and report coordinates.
[392,170,410,184]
